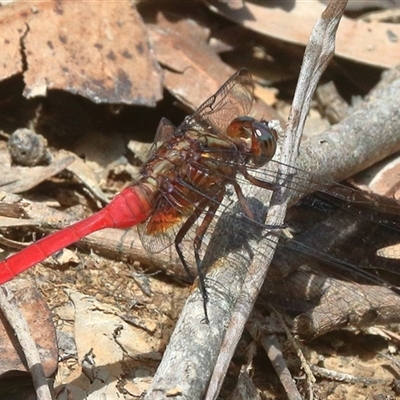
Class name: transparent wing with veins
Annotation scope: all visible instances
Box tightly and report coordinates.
[177,69,255,137]
[139,69,257,255]
[148,69,254,159]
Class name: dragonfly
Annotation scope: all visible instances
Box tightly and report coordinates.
[0,69,279,321]
[1,68,400,326]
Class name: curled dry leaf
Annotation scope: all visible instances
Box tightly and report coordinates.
[147,11,278,119]
[208,0,400,69]
[0,139,75,194]
[56,149,110,205]
[324,0,399,11]
[0,0,163,105]
[147,11,235,110]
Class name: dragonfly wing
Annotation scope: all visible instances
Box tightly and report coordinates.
[148,118,177,158]
[178,69,255,137]
[138,201,192,254]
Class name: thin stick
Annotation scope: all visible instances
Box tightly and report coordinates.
[144,1,349,399]
[205,1,348,398]
[247,313,304,400]
[0,283,52,400]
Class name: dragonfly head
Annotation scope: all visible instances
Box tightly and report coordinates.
[226,116,277,167]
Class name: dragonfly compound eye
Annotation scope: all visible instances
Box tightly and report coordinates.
[250,120,278,167]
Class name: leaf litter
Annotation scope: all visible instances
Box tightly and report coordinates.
[0,1,400,399]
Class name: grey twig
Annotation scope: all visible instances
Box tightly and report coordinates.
[0,283,52,400]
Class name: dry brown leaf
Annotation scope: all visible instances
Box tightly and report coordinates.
[0,279,58,377]
[208,0,400,69]
[56,150,109,205]
[0,0,163,105]
[0,4,30,81]
[147,11,235,110]
[352,154,400,200]
[326,0,398,11]
[54,290,163,397]
[147,11,278,120]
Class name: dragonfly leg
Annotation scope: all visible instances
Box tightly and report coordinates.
[242,169,279,191]
[237,171,287,230]
[174,205,204,282]
[233,181,255,220]
[175,192,224,323]
[193,195,224,323]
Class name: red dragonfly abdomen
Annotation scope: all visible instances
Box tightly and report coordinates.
[0,186,153,284]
